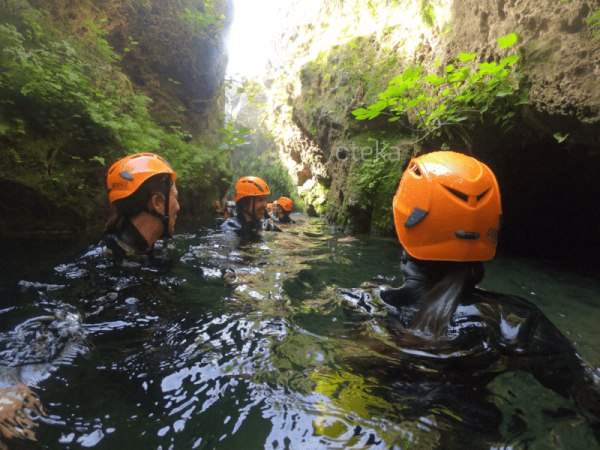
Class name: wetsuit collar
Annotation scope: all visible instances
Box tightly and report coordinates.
[117,218,153,255]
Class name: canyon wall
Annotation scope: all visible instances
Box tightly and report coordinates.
[264,0,600,263]
[0,0,231,239]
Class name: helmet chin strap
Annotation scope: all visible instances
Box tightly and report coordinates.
[144,177,172,245]
[162,176,171,239]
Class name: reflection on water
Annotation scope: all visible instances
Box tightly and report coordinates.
[1,215,599,449]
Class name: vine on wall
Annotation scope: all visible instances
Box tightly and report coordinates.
[352,34,524,144]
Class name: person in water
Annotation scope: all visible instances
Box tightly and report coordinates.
[215,198,237,221]
[271,197,295,224]
[382,150,501,335]
[104,152,180,262]
[352,151,600,439]
[220,176,281,235]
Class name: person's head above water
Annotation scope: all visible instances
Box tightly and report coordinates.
[389,151,502,336]
[106,152,179,251]
[233,176,270,222]
[393,151,502,262]
[274,197,293,217]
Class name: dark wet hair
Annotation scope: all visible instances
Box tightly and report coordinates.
[235,196,259,220]
[235,196,250,215]
[407,257,484,337]
[106,174,172,232]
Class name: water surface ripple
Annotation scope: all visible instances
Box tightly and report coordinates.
[1,215,599,449]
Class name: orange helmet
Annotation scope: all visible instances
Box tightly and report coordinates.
[393,151,501,262]
[233,176,270,202]
[107,153,176,203]
[276,197,294,212]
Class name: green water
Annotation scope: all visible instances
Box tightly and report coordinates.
[1,215,599,449]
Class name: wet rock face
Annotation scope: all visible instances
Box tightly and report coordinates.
[109,2,230,136]
[29,0,231,137]
[266,0,600,259]
[447,0,600,127]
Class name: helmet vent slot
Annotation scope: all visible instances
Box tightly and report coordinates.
[410,163,422,177]
[477,189,489,201]
[444,186,468,202]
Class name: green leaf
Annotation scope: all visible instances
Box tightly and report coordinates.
[352,108,370,117]
[496,90,513,97]
[445,64,454,73]
[90,156,106,166]
[502,54,520,66]
[124,48,130,52]
[371,100,388,112]
[423,74,445,85]
[554,132,569,143]
[479,62,499,75]
[401,67,423,81]
[457,52,476,62]
[497,33,518,49]
[406,98,421,109]
[447,72,464,82]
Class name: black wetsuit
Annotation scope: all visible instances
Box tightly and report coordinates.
[220,215,281,236]
[341,251,600,436]
[274,213,294,224]
[100,219,172,270]
[226,201,237,218]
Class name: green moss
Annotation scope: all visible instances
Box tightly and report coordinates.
[296,32,408,128]
[292,33,414,231]
[300,181,328,216]
[420,0,436,27]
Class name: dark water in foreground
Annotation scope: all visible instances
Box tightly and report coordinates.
[1,215,599,449]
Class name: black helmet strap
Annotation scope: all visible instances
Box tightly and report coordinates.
[162,175,171,239]
[144,175,172,240]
